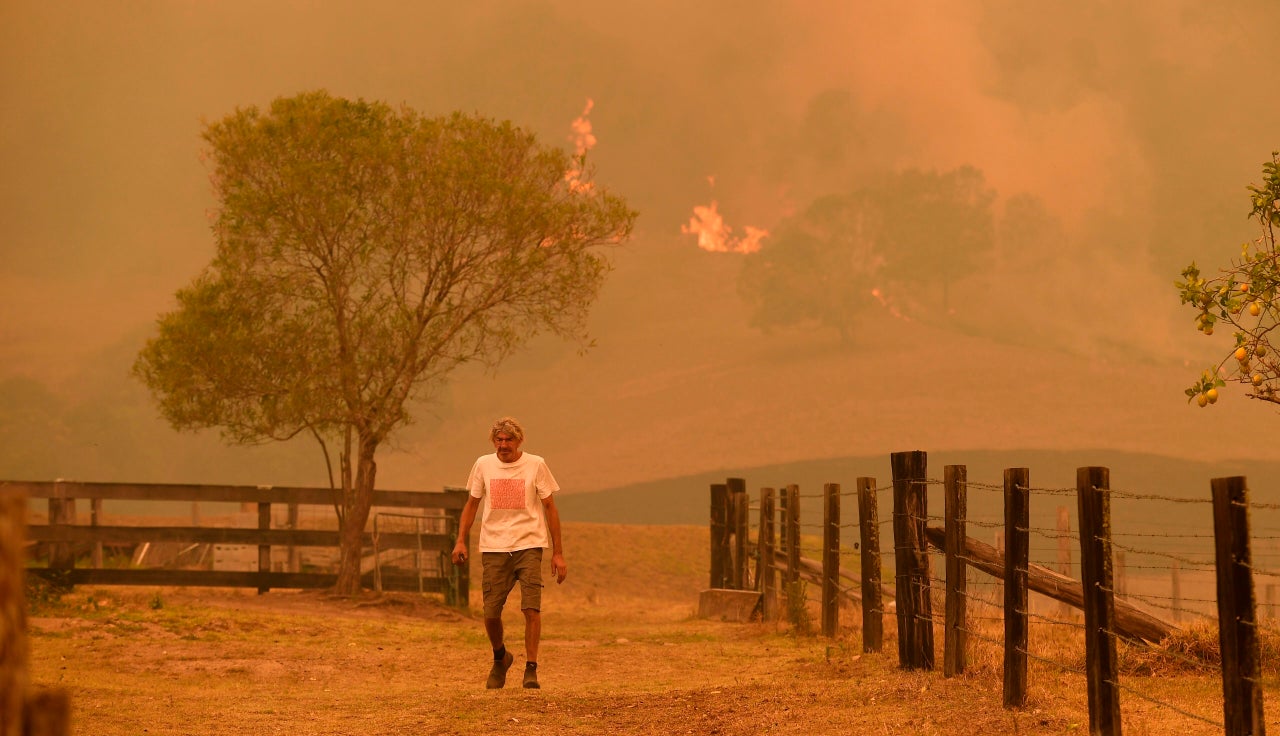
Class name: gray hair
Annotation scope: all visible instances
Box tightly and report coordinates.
[489,416,525,443]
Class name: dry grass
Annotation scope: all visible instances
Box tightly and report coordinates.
[21,522,1275,735]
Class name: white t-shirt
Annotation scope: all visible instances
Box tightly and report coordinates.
[466,452,560,553]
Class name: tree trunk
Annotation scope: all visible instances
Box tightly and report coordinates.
[334,436,378,595]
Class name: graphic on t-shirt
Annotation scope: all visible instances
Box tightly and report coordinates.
[490,478,526,510]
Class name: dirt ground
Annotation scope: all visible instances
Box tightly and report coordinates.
[22,524,1248,735]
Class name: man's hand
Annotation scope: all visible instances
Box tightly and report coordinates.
[451,541,468,566]
[551,552,567,584]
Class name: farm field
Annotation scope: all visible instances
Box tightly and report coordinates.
[24,523,1270,735]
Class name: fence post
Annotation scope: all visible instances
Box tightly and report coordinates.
[287,502,299,573]
[786,484,801,587]
[822,482,840,638]
[710,483,729,589]
[90,498,103,569]
[1211,476,1266,736]
[759,488,777,621]
[1077,466,1121,736]
[1057,506,1072,620]
[48,481,75,572]
[858,477,882,653]
[891,450,933,670]
[1004,468,1030,709]
[943,465,967,678]
[728,477,747,589]
[257,502,271,594]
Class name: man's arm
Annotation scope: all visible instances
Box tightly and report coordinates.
[451,495,481,565]
[541,494,567,584]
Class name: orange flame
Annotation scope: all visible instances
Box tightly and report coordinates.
[681,177,769,254]
[870,287,911,322]
[564,98,596,194]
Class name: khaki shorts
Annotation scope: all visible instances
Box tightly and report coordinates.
[481,548,543,617]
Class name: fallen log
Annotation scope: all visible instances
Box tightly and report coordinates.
[923,526,1175,644]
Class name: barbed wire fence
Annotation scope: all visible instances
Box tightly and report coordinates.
[705,451,1272,736]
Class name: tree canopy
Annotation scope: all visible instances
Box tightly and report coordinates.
[738,166,995,341]
[134,91,636,593]
[1177,152,1279,408]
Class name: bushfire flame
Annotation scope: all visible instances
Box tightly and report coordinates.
[681,198,769,255]
[564,98,596,194]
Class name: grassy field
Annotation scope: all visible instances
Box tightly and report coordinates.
[22,522,1272,735]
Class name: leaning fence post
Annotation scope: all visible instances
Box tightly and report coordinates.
[1004,468,1030,709]
[891,450,933,670]
[822,482,840,638]
[1077,466,1121,736]
[858,477,883,653]
[943,465,967,678]
[710,483,729,589]
[759,487,777,621]
[1211,475,1265,736]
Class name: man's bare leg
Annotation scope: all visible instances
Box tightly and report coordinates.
[522,609,542,688]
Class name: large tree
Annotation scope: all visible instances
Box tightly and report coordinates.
[1177,152,1279,408]
[738,166,994,341]
[134,91,636,594]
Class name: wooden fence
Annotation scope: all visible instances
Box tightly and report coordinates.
[9,480,470,602]
[707,450,1268,736]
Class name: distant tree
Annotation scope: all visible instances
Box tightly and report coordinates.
[739,166,995,341]
[739,192,886,343]
[134,91,636,594]
[867,166,996,308]
[1177,152,1279,408]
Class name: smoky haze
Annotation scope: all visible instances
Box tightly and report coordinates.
[2,1,1277,495]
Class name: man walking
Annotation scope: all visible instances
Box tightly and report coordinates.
[452,417,567,689]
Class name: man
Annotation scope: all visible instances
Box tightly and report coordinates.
[452,417,567,689]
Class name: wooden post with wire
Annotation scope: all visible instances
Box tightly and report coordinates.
[786,484,801,587]
[1057,506,1072,620]
[822,482,840,638]
[1003,467,1030,709]
[728,477,747,589]
[891,450,933,670]
[758,487,777,621]
[1210,475,1265,736]
[858,477,883,653]
[710,483,729,589]
[1077,466,1121,736]
[943,465,967,678]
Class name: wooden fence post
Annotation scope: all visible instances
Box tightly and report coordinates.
[257,502,271,594]
[1057,506,1072,620]
[48,481,75,572]
[1004,468,1030,709]
[728,477,747,589]
[90,498,103,569]
[858,477,883,653]
[822,483,840,638]
[1077,467,1121,736]
[786,484,801,587]
[943,465,967,678]
[2,488,28,736]
[891,450,933,670]
[1211,476,1266,736]
[286,502,299,573]
[710,483,729,589]
[759,488,777,621]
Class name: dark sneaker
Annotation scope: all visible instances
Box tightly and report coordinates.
[486,651,514,689]
[523,666,540,689]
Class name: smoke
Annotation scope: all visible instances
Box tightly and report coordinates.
[2,0,1277,491]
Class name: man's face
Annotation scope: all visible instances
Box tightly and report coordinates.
[493,431,523,463]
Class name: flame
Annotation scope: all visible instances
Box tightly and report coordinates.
[870,287,911,322]
[681,176,770,254]
[681,201,768,254]
[564,98,596,194]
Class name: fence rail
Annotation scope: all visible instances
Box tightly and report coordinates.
[8,480,469,601]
